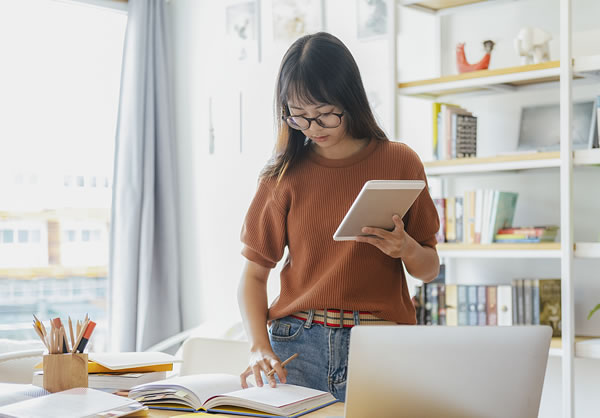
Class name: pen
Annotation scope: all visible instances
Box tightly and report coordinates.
[267,353,299,377]
[76,321,96,353]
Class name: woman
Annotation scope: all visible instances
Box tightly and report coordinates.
[237,32,440,402]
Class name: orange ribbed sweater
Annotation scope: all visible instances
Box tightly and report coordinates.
[241,139,439,324]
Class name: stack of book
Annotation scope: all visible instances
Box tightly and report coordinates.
[432,102,478,160]
[33,352,176,393]
[495,226,559,243]
[433,190,520,244]
[414,274,561,337]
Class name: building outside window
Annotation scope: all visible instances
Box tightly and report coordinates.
[0,0,128,352]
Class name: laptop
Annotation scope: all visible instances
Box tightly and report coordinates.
[344,326,552,418]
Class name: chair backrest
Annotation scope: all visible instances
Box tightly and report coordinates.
[179,337,250,377]
[0,340,45,384]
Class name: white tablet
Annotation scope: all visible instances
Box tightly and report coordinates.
[332,180,426,241]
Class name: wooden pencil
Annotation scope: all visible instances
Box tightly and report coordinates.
[267,353,299,377]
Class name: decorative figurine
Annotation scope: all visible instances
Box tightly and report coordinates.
[514,27,552,65]
[456,40,495,74]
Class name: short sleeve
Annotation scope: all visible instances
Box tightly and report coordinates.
[402,151,440,249]
[240,178,288,268]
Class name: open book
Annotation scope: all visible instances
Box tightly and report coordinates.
[128,374,338,417]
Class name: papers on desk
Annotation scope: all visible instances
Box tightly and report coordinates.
[32,370,167,391]
[0,384,49,407]
[0,387,146,418]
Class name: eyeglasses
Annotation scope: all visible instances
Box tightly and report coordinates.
[283,110,345,131]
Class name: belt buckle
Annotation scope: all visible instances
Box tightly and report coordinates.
[324,308,344,329]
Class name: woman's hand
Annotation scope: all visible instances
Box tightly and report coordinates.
[240,346,287,389]
[355,214,415,259]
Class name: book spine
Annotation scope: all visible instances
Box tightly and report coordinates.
[474,189,483,244]
[430,284,439,325]
[532,279,540,325]
[457,285,468,326]
[467,285,478,326]
[487,285,498,326]
[455,197,464,243]
[434,198,446,244]
[517,279,525,325]
[497,285,513,326]
[445,284,458,326]
[511,279,519,325]
[477,285,487,326]
[424,283,432,325]
[539,279,562,337]
[523,279,533,325]
[446,196,456,242]
[438,284,446,326]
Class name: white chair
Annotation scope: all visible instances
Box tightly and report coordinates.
[179,337,250,376]
[144,321,250,377]
[0,339,45,384]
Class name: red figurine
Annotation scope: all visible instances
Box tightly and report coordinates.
[456,40,495,73]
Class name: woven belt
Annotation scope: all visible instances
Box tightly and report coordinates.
[291,309,397,328]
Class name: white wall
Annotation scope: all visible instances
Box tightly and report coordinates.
[167,0,396,330]
[168,0,600,416]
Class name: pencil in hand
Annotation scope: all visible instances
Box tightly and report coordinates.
[266,353,299,377]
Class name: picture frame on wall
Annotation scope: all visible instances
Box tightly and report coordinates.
[225,0,261,62]
[517,101,598,152]
[272,0,324,43]
[357,0,388,41]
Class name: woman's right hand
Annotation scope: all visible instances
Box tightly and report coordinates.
[240,346,287,388]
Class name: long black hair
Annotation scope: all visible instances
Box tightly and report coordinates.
[261,32,388,180]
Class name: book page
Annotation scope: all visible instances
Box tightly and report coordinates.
[204,384,335,413]
[130,374,243,409]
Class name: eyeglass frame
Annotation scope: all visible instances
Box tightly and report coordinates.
[282,110,345,131]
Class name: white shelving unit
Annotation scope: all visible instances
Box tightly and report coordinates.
[394,1,599,416]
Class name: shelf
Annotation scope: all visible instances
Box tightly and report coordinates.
[397,56,600,98]
[574,242,600,259]
[401,0,506,15]
[423,149,600,175]
[437,243,561,258]
[550,337,600,359]
[437,242,600,258]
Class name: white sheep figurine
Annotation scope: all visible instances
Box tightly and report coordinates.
[514,27,552,65]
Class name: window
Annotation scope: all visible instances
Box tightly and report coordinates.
[0,0,127,351]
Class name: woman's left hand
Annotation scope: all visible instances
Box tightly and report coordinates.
[355,214,414,259]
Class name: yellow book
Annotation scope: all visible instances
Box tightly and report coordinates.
[35,352,175,373]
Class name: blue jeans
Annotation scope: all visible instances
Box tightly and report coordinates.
[268,311,361,402]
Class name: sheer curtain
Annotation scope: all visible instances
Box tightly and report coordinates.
[109,0,182,351]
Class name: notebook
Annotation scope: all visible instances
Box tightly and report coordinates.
[0,387,146,418]
[128,373,338,417]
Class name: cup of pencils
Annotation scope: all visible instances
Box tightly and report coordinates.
[33,314,96,393]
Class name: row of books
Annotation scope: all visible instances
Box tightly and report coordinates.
[433,190,519,244]
[495,226,559,243]
[433,102,477,160]
[414,278,562,337]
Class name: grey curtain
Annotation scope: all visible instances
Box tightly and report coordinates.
[109,0,182,351]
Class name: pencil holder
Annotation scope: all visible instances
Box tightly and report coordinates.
[42,353,88,393]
